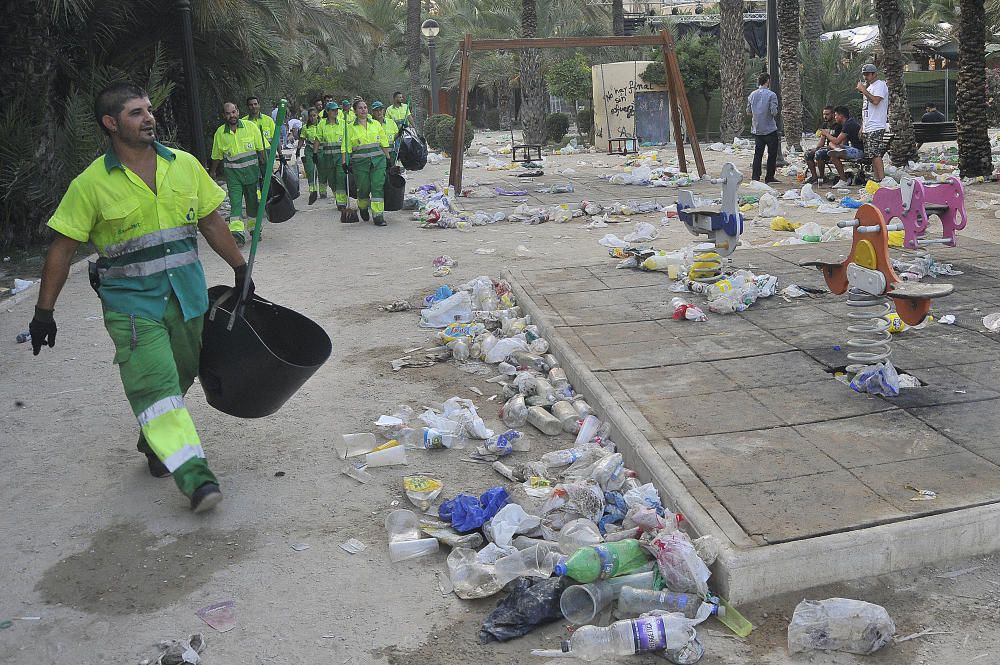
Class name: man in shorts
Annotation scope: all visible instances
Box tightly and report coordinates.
[805,106,840,185]
[827,106,865,188]
[857,63,889,181]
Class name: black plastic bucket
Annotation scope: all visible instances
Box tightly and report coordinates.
[199,286,332,418]
[384,172,405,211]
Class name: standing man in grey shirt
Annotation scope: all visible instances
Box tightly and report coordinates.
[747,72,780,183]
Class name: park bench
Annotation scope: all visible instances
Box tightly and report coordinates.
[608,137,640,155]
[912,121,957,149]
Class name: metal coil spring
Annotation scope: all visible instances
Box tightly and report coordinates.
[845,288,893,373]
[688,252,724,284]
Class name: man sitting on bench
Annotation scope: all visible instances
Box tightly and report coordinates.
[921,102,947,123]
[804,105,840,185]
[827,106,865,188]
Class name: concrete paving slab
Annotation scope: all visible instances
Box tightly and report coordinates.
[507,240,1000,602]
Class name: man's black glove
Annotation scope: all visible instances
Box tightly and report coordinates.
[342,163,351,173]
[258,174,265,191]
[235,264,256,302]
[29,307,57,356]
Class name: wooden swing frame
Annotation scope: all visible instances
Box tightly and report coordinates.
[448,30,706,192]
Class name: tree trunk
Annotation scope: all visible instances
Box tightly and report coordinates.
[801,0,824,48]
[719,0,746,142]
[957,0,992,177]
[405,0,425,129]
[612,0,624,36]
[520,0,547,144]
[777,0,803,151]
[498,78,513,132]
[874,0,918,166]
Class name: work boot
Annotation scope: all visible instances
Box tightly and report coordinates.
[360,207,370,221]
[308,191,318,205]
[374,215,387,227]
[190,482,223,513]
[137,434,170,478]
[319,192,327,199]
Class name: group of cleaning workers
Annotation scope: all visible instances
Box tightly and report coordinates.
[209,91,413,240]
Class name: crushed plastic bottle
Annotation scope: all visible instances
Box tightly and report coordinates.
[398,427,469,450]
[477,429,529,456]
[500,394,529,428]
[618,587,722,619]
[527,405,562,435]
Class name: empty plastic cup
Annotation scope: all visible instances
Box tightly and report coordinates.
[339,432,376,459]
[558,518,603,554]
[559,581,615,624]
[385,509,422,543]
[388,537,439,562]
[366,443,407,467]
[495,543,559,585]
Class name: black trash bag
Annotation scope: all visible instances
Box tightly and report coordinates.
[277,151,300,200]
[398,127,428,171]
[265,174,296,223]
[478,576,567,644]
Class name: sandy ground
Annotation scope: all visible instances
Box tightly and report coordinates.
[2,130,1000,664]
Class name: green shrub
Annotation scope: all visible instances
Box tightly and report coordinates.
[544,112,571,143]
[485,108,501,130]
[423,114,449,149]
[576,108,594,135]
[432,115,475,152]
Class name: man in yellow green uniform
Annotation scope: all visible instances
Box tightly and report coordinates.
[342,100,391,226]
[316,102,348,211]
[241,95,276,149]
[210,102,265,246]
[342,99,356,124]
[386,92,413,132]
[296,107,321,204]
[370,101,399,163]
[28,82,254,513]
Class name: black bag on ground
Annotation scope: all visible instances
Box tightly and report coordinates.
[398,127,428,171]
[478,577,566,643]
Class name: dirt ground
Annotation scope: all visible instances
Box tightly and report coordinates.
[2,130,1000,664]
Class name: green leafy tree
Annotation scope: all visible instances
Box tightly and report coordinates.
[641,34,720,109]
[544,55,593,107]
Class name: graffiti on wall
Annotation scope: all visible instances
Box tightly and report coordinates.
[592,62,664,140]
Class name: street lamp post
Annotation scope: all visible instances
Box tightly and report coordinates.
[177,0,206,165]
[421,19,441,115]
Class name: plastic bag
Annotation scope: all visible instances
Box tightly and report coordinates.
[421,521,484,549]
[403,476,443,511]
[439,487,510,532]
[398,127,428,171]
[448,547,501,599]
[624,222,658,243]
[479,576,567,643]
[540,479,606,529]
[500,394,529,428]
[487,503,542,548]
[787,598,895,654]
[420,291,473,328]
[485,337,529,364]
[849,361,901,397]
[795,221,823,242]
[758,193,781,217]
[651,530,710,596]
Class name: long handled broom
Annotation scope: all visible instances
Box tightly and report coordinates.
[340,115,360,224]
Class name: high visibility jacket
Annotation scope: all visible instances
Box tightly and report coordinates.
[386,103,409,127]
[381,117,399,142]
[47,142,225,321]
[241,113,276,147]
[316,115,346,158]
[210,120,263,184]
[342,119,389,159]
[299,122,321,145]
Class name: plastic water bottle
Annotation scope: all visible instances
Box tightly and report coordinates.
[398,427,468,450]
[553,539,652,582]
[527,406,562,435]
[559,615,699,661]
[477,429,528,456]
[540,446,588,470]
[618,587,723,619]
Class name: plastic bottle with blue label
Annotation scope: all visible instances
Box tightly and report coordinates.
[477,429,529,456]
[617,587,723,619]
[557,613,705,662]
[398,427,468,450]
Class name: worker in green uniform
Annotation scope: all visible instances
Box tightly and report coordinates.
[370,101,399,163]
[209,102,265,246]
[29,82,254,513]
[342,98,356,124]
[241,95,276,149]
[296,107,321,205]
[385,91,413,131]
[315,102,348,211]
[342,99,390,226]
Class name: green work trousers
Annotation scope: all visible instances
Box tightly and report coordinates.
[303,151,319,192]
[352,154,387,220]
[224,171,259,233]
[318,150,347,208]
[104,295,217,498]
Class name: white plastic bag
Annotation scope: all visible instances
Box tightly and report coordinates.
[487,503,542,548]
[420,291,473,328]
[758,193,782,217]
[624,222,658,243]
[788,598,895,655]
[485,337,529,364]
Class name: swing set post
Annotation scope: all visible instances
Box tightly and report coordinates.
[659,30,706,177]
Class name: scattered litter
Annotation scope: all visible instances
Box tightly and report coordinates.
[788,598,895,655]
[290,542,311,551]
[474,248,496,255]
[403,475,444,511]
[339,538,367,554]
[378,300,411,312]
[895,627,953,643]
[196,600,237,633]
[479,576,566,643]
[11,279,34,295]
[938,314,956,325]
[983,313,1000,332]
[905,484,937,501]
[849,361,900,397]
[153,634,206,665]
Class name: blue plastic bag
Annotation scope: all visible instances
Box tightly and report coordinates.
[423,285,454,307]
[598,491,628,534]
[439,487,510,533]
[840,196,863,209]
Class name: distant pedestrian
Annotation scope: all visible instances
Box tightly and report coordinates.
[857,63,888,181]
[747,72,780,183]
[921,103,947,123]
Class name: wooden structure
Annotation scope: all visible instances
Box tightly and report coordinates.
[448,31,706,192]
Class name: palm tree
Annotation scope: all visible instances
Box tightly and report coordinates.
[777,0,803,151]
[801,0,824,46]
[520,0,548,144]
[612,0,624,35]
[719,0,746,142]
[405,0,424,128]
[956,0,993,177]
[873,0,918,166]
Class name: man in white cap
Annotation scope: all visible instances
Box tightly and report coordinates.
[857,63,889,182]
